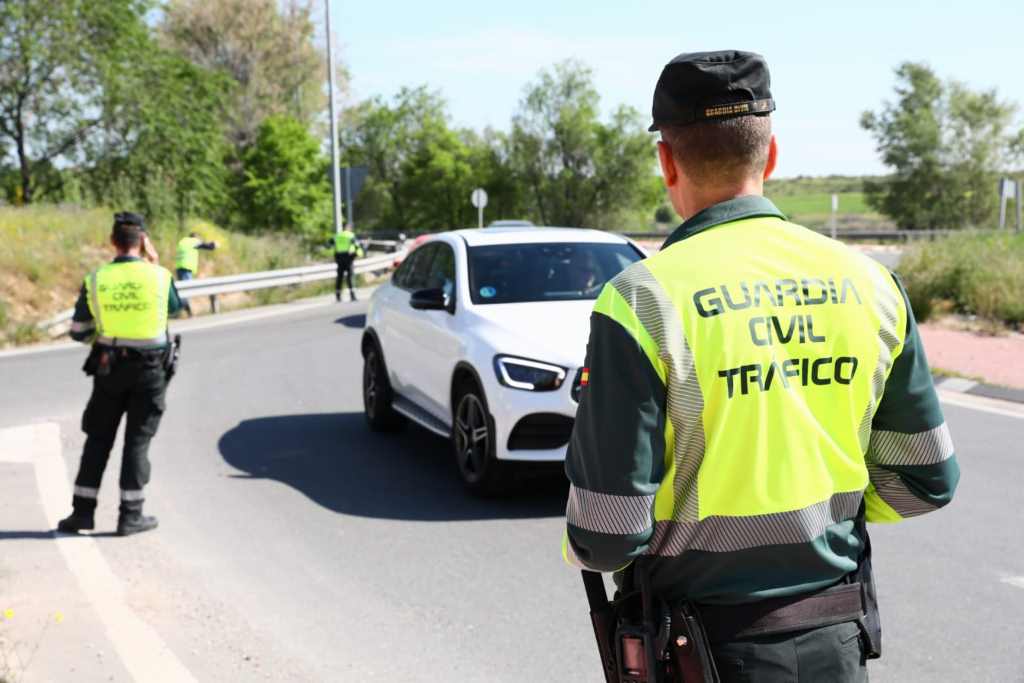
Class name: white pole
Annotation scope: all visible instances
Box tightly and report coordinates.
[325,0,342,235]
[1017,178,1022,232]
[478,204,483,229]
[830,193,838,239]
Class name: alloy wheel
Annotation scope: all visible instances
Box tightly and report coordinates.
[454,393,490,480]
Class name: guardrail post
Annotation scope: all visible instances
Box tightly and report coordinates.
[209,294,219,314]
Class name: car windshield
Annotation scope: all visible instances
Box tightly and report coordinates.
[467,242,643,304]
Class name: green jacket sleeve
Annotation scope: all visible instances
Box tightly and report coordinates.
[564,283,668,572]
[69,284,95,343]
[864,274,960,522]
[168,281,182,316]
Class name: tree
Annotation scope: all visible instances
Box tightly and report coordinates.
[237,115,332,239]
[510,61,660,229]
[160,0,339,149]
[861,63,1022,229]
[339,87,459,230]
[86,50,233,224]
[0,0,149,203]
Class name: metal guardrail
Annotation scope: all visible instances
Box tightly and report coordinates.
[40,250,404,331]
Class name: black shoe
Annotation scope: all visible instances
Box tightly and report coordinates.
[57,513,95,533]
[350,292,358,302]
[335,291,341,302]
[116,513,158,536]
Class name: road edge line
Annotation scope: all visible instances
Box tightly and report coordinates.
[26,422,198,683]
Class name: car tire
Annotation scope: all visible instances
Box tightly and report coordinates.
[363,342,404,432]
[452,379,508,496]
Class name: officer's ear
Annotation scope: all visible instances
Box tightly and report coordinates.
[657,140,679,188]
[763,135,778,181]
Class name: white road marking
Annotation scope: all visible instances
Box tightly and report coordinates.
[1001,576,1024,590]
[938,377,978,393]
[938,389,1024,421]
[0,423,196,682]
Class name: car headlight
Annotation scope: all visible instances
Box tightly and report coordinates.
[494,355,567,391]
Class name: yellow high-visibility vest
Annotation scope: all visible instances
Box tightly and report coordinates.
[85,261,172,347]
[175,236,202,272]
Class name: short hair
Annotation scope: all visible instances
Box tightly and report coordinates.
[660,115,772,186]
[111,222,143,249]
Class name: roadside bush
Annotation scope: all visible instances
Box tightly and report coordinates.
[899,231,1024,325]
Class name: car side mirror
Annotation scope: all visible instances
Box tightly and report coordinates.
[410,288,448,311]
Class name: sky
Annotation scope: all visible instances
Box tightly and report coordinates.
[328,0,1024,178]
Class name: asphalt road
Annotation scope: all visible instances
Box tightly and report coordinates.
[1,297,1021,682]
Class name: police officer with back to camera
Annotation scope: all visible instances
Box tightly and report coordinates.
[563,51,960,682]
[330,223,364,302]
[58,212,183,536]
[174,231,216,317]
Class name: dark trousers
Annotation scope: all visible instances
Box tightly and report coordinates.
[335,254,355,296]
[175,268,193,315]
[711,620,868,682]
[72,351,168,515]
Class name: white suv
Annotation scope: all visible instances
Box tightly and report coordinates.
[361,227,645,493]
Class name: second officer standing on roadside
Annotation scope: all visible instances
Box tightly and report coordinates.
[330,223,364,302]
[563,51,960,681]
[58,212,182,536]
[174,231,216,317]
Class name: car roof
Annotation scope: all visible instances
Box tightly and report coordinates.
[450,226,631,247]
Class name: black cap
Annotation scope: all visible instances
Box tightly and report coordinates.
[649,50,774,131]
[113,211,145,231]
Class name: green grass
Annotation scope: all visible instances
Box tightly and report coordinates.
[0,205,321,347]
[769,192,872,217]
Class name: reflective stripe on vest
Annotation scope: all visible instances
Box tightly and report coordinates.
[333,231,356,255]
[85,261,172,344]
[175,237,201,272]
[598,216,908,557]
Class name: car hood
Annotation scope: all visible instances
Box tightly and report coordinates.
[466,299,595,368]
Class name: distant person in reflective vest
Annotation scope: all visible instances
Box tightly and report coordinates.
[330,225,364,302]
[59,212,182,537]
[174,232,216,317]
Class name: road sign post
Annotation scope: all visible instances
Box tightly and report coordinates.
[471,188,488,228]
[1017,178,1023,232]
[830,193,838,239]
[998,178,1017,230]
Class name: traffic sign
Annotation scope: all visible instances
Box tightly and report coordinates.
[471,188,488,208]
[471,188,488,228]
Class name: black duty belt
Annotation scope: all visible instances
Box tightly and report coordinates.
[697,582,865,644]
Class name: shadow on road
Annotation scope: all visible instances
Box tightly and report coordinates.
[334,314,366,328]
[217,412,567,521]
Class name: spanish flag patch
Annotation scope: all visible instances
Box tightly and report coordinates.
[580,368,589,386]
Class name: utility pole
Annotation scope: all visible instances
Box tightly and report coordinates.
[325,0,342,235]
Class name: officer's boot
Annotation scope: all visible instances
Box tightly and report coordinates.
[117,509,159,536]
[335,290,341,302]
[57,493,97,533]
[57,511,95,533]
[350,290,358,302]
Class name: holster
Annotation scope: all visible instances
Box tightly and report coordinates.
[82,346,114,377]
[853,504,882,658]
[581,561,718,683]
[668,604,719,683]
[164,334,182,381]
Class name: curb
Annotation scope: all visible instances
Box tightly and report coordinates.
[933,374,1024,405]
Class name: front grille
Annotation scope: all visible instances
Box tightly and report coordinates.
[508,413,575,451]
